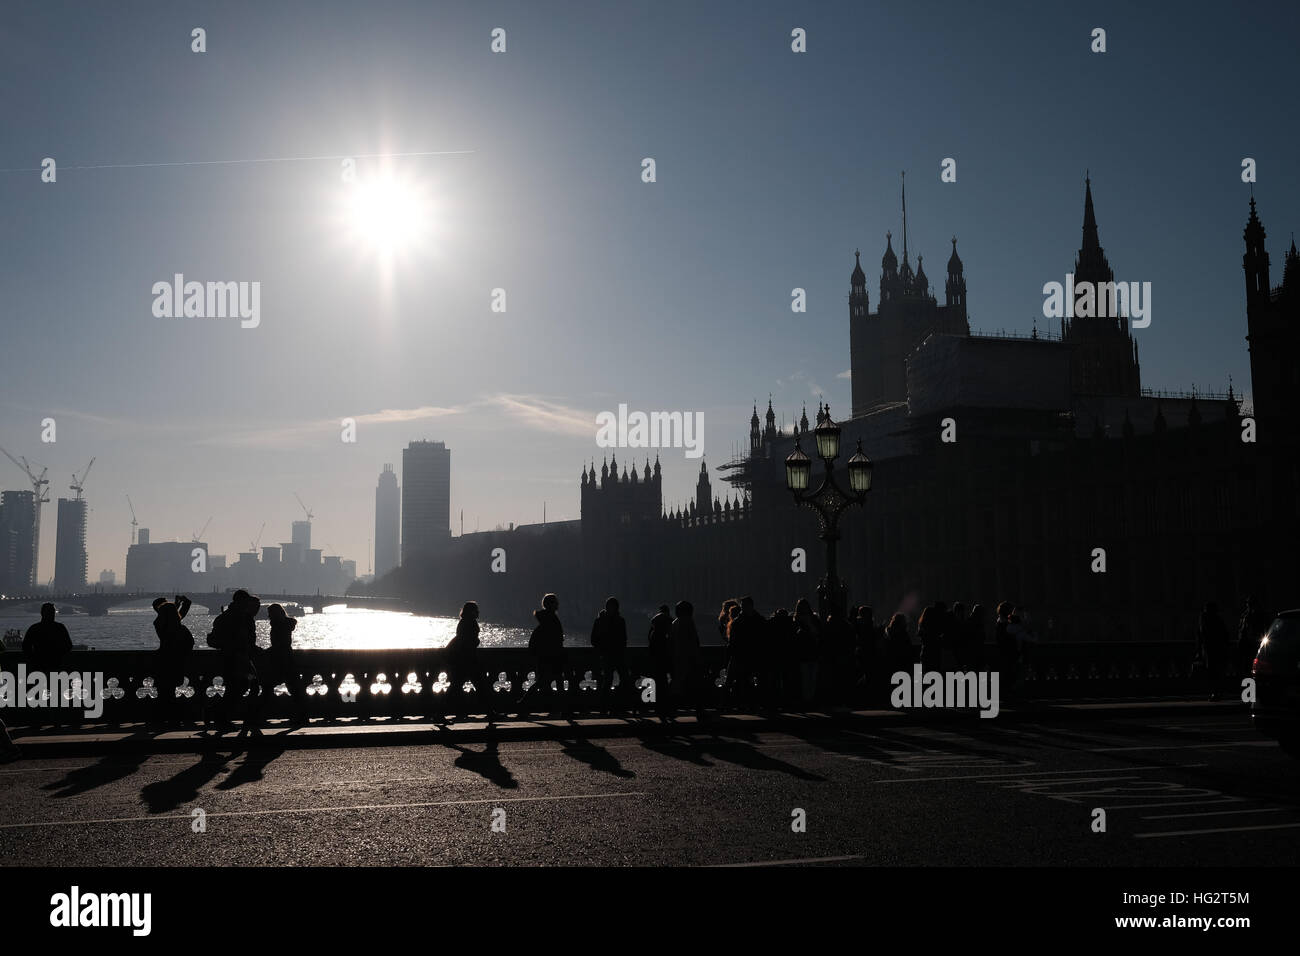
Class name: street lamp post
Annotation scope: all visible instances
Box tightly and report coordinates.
[785,406,873,619]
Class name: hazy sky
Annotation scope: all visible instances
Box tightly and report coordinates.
[3,0,1298,582]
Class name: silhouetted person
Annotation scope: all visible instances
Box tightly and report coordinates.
[793,598,820,706]
[152,596,194,727]
[853,606,877,697]
[963,604,987,670]
[885,613,913,681]
[995,601,1018,689]
[670,600,707,721]
[209,589,263,736]
[444,601,493,724]
[23,603,71,673]
[263,603,308,725]
[918,604,944,672]
[518,593,567,718]
[1196,602,1230,701]
[647,604,673,721]
[725,596,764,709]
[590,596,630,715]
[768,608,798,708]
[1237,597,1272,678]
[947,602,965,671]
[819,607,855,712]
[717,598,738,671]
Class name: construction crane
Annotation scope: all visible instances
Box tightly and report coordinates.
[126,495,139,546]
[249,521,266,552]
[0,446,50,588]
[293,492,314,522]
[70,457,95,501]
[192,516,212,543]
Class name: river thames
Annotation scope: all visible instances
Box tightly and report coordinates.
[0,604,532,652]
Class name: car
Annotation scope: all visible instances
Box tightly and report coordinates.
[1251,609,1300,758]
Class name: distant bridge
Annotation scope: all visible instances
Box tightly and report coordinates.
[0,590,409,617]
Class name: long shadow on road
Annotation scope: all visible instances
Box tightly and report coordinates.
[447,739,519,789]
[42,750,150,799]
[640,728,827,782]
[140,752,232,814]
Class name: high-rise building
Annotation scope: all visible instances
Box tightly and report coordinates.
[98,569,116,586]
[401,440,451,564]
[0,490,37,591]
[374,463,400,576]
[291,520,311,550]
[53,497,88,591]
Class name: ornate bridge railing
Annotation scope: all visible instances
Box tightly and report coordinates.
[0,640,1216,727]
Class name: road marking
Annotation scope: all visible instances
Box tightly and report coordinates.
[713,855,864,867]
[1142,807,1286,820]
[1136,821,1300,838]
[1084,797,1243,810]
[1086,741,1273,752]
[874,764,1198,784]
[0,790,648,830]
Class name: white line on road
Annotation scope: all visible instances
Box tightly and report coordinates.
[1142,807,1286,820]
[1086,741,1273,752]
[712,855,865,867]
[874,764,1205,784]
[1135,822,1300,838]
[0,790,648,830]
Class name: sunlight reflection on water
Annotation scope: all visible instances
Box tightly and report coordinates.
[0,605,530,651]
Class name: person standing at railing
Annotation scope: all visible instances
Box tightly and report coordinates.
[517,593,567,719]
[151,596,194,728]
[1196,602,1230,701]
[590,597,630,716]
[263,603,309,726]
[670,600,708,723]
[22,603,72,731]
[444,601,493,724]
[208,589,263,736]
[793,599,820,707]
[647,604,674,722]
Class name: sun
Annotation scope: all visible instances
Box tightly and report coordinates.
[338,169,436,262]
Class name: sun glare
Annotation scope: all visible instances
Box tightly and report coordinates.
[338,169,436,262]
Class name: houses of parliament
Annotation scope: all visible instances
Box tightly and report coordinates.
[388,180,1300,644]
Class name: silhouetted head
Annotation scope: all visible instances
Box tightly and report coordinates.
[658,604,670,615]
[541,593,559,612]
[268,603,286,621]
[952,602,965,620]
[152,597,168,613]
[740,596,754,611]
[794,598,812,618]
[861,605,873,621]
[996,601,1012,618]
[970,604,985,623]
[889,612,907,630]
[605,596,620,615]
[157,601,180,627]
[461,600,479,621]
[40,603,55,621]
[728,605,740,620]
[674,600,693,619]
[773,608,788,619]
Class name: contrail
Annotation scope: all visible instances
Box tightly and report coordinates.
[0,149,475,173]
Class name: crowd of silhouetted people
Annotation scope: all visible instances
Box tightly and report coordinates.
[0,588,1282,757]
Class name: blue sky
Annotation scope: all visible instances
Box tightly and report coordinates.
[2,0,1298,581]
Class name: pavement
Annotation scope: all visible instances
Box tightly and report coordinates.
[4,696,1294,867]
[2,696,1248,757]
